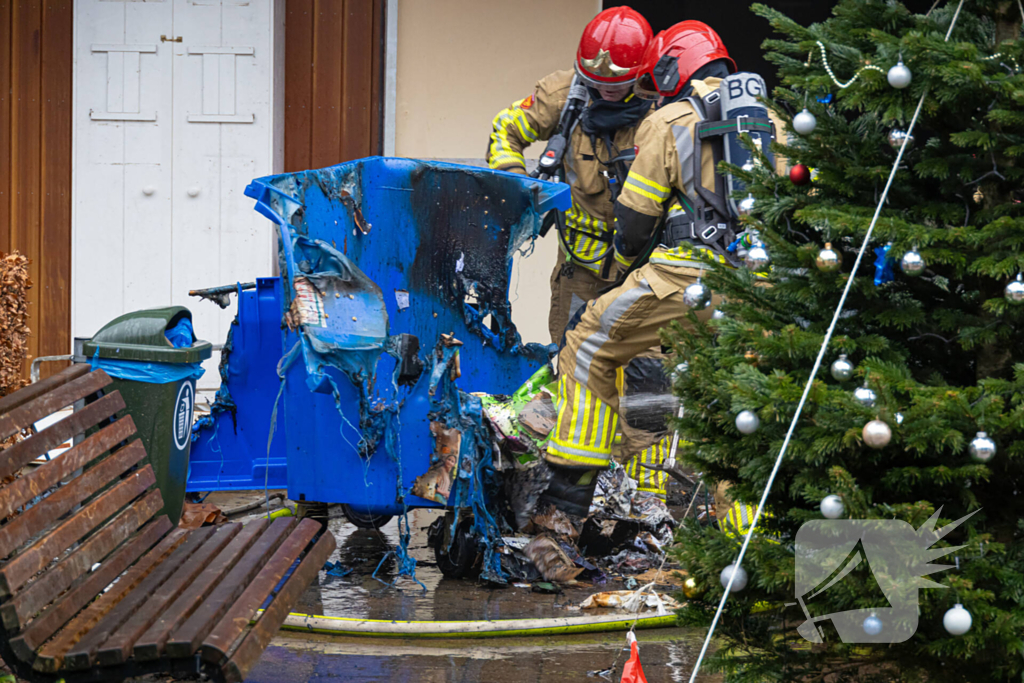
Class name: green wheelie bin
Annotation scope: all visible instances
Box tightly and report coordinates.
[82,307,212,525]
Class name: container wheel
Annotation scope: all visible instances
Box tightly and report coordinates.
[430,513,476,579]
[340,504,393,529]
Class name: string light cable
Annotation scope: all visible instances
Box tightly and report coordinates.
[687,2,967,681]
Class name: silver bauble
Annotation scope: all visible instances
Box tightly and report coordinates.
[969,431,996,463]
[720,563,748,591]
[863,613,883,636]
[895,412,905,425]
[793,108,817,135]
[672,362,689,379]
[1005,274,1024,304]
[737,195,757,217]
[820,494,844,519]
[853,385,877,407]
[888,129,915,150]
[735,410,760,435]
[863,419,892,449]
[943,603,972,636]
[712,309,726,320]
[741,161,755,173]
[744,244,770,271]
[830,354,855,381]
[887,60,913,89]
[683,282,711,310]
[900,249,926,276]
[816,242,842,273]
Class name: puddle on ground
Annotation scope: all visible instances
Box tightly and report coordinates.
[207,494,718,682]
[247,629,719,682]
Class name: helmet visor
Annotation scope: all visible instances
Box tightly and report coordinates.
[633,72,660,100]
[574,62,636,89]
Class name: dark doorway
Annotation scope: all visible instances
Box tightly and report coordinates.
[604,1,936,93]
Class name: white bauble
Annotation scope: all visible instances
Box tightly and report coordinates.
[887,61,912,89]
[793,108,817,135]
[720,563,748,591]
[943,603,972,636]
[820,494,844,519]
[735,410,760,435]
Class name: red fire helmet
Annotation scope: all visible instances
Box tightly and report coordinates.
[633,21,736,99]
[575,7,653,87]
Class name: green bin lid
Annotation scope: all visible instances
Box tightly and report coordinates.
[82,306,213,364]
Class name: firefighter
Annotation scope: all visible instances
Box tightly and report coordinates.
[486,7,653,345]
[545,22,786,509]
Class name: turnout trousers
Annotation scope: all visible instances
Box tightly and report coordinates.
[546,260,716,475]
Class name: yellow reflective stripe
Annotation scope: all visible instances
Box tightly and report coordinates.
[562,203,612,271]
[512,109,538,143]
[649,247,730,267]
[489,153,526,169]
[488,104,533,167]
[614,250,633,267]
[554,375,570,440]
[628,172,670,196]
[545,446,612,466]
[623,180,667,203]
[549,375,616,464]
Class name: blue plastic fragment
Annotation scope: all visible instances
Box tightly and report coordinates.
[323,560,353,578]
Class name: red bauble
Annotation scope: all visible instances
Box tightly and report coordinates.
[789,163,811,186]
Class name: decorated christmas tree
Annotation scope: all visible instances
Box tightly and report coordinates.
[666,1,1024,680]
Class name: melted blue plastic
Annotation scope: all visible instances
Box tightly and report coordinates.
[191,158,571,585]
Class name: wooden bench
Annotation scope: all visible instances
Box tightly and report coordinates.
[0,366,335,682]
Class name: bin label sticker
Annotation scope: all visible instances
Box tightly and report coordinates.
[293,277,326,327]
[173,381,194,451]
[395,289,410,311]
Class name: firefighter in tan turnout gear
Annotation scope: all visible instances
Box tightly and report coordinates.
[486,7,652,345]
[543,21,785,511]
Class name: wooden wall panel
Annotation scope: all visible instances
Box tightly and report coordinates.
[0,1,73,378]
[39,1,73,367]
[0,1,11,255]
[285,0,385,172]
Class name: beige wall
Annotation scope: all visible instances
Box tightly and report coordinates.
[394,0,600,345]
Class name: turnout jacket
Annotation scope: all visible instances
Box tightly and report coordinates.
[487,69,646,276]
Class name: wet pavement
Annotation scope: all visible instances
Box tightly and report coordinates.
[203,495,720,682]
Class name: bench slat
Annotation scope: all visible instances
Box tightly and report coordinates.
[1,466,156,597]
[11,516,173,664]
[0,431,147,559]
[0,392,126,485]
[96,523,243,666]
[201,519,321,665]
[0,365,89,417]
[165,518,296,659]
[1,487,163,630]
[0,413,136,526]
[222,528,336,683]
[133,520,267,661]
[62,525,216,670]
[32,523,187,673]
[0,370,111,443]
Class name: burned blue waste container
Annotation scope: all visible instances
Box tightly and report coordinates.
[189,158,570,534]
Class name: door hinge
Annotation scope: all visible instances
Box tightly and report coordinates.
[160,35,183,43]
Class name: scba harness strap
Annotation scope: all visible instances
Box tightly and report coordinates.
[662,72,776,267]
